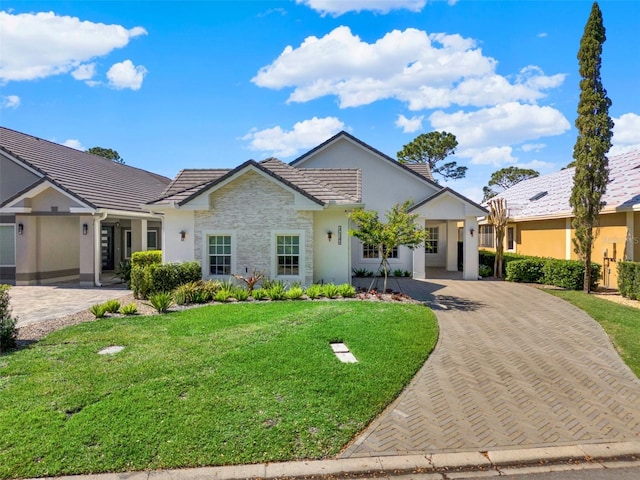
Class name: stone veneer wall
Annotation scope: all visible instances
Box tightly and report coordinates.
[194,171,314,285]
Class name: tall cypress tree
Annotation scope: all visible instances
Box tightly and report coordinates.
[569,2,613,293]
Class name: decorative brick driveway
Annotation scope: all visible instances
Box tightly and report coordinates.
[342,278,640,457]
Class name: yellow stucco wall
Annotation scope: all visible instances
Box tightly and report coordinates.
[516,219,567,259]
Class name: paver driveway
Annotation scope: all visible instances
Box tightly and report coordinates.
[342,278,640,457]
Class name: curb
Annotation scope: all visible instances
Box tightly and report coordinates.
[36,441,640,480]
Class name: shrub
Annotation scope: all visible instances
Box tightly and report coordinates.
[232,286,250,301]
[322,283,340,299]
[0,285,17,352]
[233,269,264,293]
[148,292,174,313]
[505,259,546,283]
[266,284,287,301]
[131,250,162,268]
[286,286,304,300]
[478,264,493,278]
[403,270,412,277]
[305,284,323,299]
[192,288,211,304]
[251,288,268,301]
[352,268,372,278]
[115,260,131,286]
[392,269,404,277]
[89,303,107,319]
[214,288,233,303]
[173,282,198,305]
[542,259,600,291]
[338,284,356,298]
[132,260,202,300]
[102,299,121,314]
[202,280,222,296]
[618,261,640,300]
[262,278,286,290]
[119,303,138,315]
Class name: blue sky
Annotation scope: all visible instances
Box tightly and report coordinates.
[1,0,638,202]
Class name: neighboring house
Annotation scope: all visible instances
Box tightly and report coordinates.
[148,131,486,285]
[0,127,170,286]
[480,149,640,288]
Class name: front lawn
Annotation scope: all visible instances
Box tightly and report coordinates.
[545,289,640,377]
[0,301,437,479]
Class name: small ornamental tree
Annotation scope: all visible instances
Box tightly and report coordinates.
[349,200,425,291]
[487,198,509,278]
[569,1,614,293]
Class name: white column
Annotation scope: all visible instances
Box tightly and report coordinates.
[446,221,458,271]
[463,216,479,280]
[141,219,148,251]
[565,218,572,260]
[413,217,426,279]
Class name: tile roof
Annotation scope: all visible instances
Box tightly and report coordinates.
[0,126,171,213]
[150,158,362,206]
[405,163,435,181]
[493,150,640,219]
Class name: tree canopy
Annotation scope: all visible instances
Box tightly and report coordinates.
[86,147,125,164]
[569,1,613,293]
[349,200,425,291]
[397,131,466,183]
[482,166,540,202]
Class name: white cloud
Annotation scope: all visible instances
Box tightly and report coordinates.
[106,60,147,90]
[243,116,345,158]
[296,0,426,16]
[610,112,640,155]
[515,159,555,171]
[520,143,546,152]
[63,139,84,150]
[429,102,570,150]
[0,11,147,83]
[253,27,566,110]
[537,32,548,38]
[71,63,96,81]
[458,146,516,166]
[395,114,424,133]
[1,95,20,109]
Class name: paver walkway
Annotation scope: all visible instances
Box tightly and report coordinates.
[9,285,130,327]
[342,278,640,457]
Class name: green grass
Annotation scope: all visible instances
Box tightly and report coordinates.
[0,301,437,479]
[546,289,640,377]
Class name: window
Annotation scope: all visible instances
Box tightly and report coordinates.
[479,225,495,248]
[425,227,439,253]
[362,243,398,259]
[507,227,515,250]
[208,235,232,275]
[147,230,158,250]
[0,225,15,266]
[277,235,300,275]
[124,230,132,259]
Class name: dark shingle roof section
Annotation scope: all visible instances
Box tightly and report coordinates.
[290,130,439,187]
[0,126,171,213]
[161,169,231,197]
[405,163,434,182]
[300,168,361,202]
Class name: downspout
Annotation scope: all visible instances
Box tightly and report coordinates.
[94,212,108,286]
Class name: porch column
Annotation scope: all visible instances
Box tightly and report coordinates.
[463,216,479,280]
[79,216,95,286]
[446,221,458,271]
[15,216,38,285]
[413,217,426,279]
[131,219,148,253]
[626,211,635,261]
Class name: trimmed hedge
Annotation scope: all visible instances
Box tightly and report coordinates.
[618,261,640,300]
[504,257,600,290]
[479,250,533,276]
[130,250,202,299]
[131,250,162,268]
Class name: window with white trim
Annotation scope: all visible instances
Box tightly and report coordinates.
[208,235,232,275]
[362,243,398,259]
[124,230,132,259]
[425,227,439,253]
[276,235,300,276]
[507,227,515,251]
[147,230,158,250]
[0,225,16,266]
[479,225,495,248]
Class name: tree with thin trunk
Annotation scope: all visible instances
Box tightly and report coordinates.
[569,1,614,293]
[482,167,539,202]
[488,198,509,279]
[397,131,466,183]
[349,201,425,292]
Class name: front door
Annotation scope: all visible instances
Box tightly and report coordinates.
[101,226,114,270]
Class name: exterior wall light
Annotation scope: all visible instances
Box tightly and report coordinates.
[18,223,24,235]
[469,227,475,237]
[327,230,333,241]
[180,230,186,241]
[82,224,88,235]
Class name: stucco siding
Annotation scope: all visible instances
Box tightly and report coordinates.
[194,171,314,285]
[313,208,350,284]
[0,154,40,203]
[517,219,567,259]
